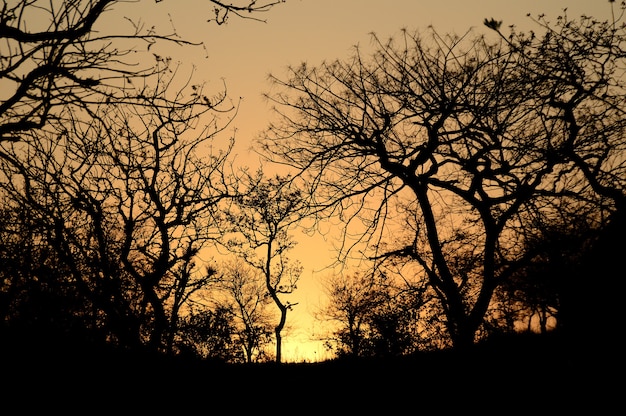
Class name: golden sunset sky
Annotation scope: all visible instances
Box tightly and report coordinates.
[97,0,613,361]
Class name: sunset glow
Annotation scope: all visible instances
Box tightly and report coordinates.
[2,0,619,369]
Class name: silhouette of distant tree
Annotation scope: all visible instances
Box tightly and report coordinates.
[320,271,385,357]
[205,260,275,363]
[0,203,98,347]
[564,202,625,356]
[260,4,626,350]
[490,202,625,356]
[177,305,242,362]
[489,211,598,335]
[224,170,306,363]
[319,269,434,358]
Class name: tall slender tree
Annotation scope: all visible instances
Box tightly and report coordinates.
[224,170,306,362]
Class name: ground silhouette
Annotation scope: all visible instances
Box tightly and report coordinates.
[0,331,619,413]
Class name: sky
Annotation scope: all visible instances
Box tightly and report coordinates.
[108,0,613,361]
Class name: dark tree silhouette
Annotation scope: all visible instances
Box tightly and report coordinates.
[319,268,433,358]
[207,260,275,363]
[224,170,306,363]
[0,0,283,148]
[320,271,385,358]
[0,75,235,352]
[490,214,598,335]
[260,5,626,350]
[0,203,96,348]
[177,305,242,362]
[0,0,287,354]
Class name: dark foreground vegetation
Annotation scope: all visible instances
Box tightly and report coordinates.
[0,331,619,413]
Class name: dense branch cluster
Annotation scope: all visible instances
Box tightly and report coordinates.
[0,0,286,360]
[262,5,626,349]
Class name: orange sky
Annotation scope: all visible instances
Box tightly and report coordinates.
[101,0,612,361]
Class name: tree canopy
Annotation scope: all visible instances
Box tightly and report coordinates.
[260,5,626,349]
[0,0,285,356]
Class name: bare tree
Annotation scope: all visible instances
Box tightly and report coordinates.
[319,271,387,358]
[319,267,433,358]
[224,170,306,363]
[209,260,274,363]
[260,5,626,350]
[0,0,285,147]
[0,66,235,352]
[0,0,286,354]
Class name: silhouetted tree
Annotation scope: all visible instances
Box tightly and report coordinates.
[260,5,626,350]
[320,268,433,358]
[576,203,626,356]
[0,203,98,348]
[224,170,306,363]
[0,0,284,148]
[490,212,597,335]
[320,271,385,357]
[0,0,285,355]
[166,263,223,355]
[177,305,242,362]
[0,66,236,352]
[207,260,274,363]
